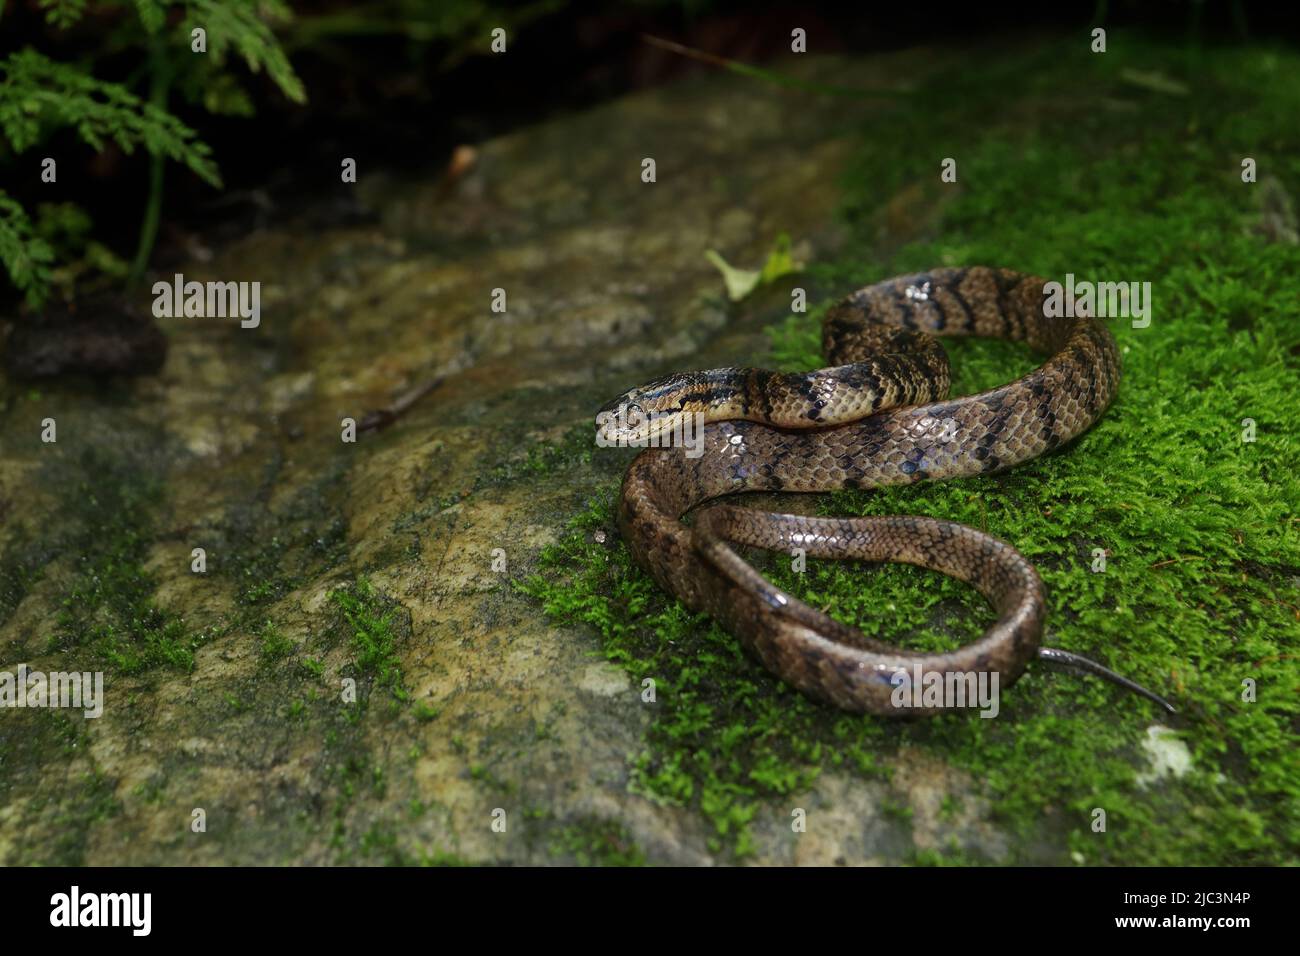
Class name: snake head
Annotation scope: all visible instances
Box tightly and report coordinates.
[595,376,691,445]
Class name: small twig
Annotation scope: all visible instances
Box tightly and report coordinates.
[358,376,445,432]
[641,34,913,100]
[1250,652,1298,669]
[1149,555,1205,569]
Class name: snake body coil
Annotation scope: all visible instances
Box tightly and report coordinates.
[598,267,1172,716]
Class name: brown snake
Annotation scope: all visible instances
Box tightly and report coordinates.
[596,267,1174,716]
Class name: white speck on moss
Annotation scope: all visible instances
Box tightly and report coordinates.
[1136,724,1192,787]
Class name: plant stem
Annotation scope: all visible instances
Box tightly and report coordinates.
[128,41,173,291]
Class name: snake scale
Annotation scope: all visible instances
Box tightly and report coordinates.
[596,266,1174,716]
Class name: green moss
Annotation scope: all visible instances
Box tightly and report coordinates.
[8,712,122,863]
[49,445,202,674]
[525,35,1300,863]
[133,775,169,805]
[0,708,124,865]
[257,619,295,664]
[463,759,516,798]
[912,844,990,867]
[548,817,647,866]
[424,850,474,866]
[218,457,350,624]
[0,526,45,628]
[484,422,594,486]
[329,577,410,702]
[47,770,122,865]
[412,700,440,722]
[351,820,474,866]
[396,421,596,530]
[521,500,875,854]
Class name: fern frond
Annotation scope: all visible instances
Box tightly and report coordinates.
[0,190,56,308]
[185,0,306,104]
[0,49,222,187]
[38,0,89,29]
[134,0,168,33]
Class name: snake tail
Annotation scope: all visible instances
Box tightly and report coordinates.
[606,266,1174,716]
[1036,647,1177,714]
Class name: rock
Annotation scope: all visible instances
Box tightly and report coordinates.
[0,48,996,865]
[4,295,167,379]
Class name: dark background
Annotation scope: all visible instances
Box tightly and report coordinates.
[2,0,1297,299]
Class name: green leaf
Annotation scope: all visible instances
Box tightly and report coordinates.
[134,0,167,33]
[759,232,800,284]
[184,0,307,104]
[0,190,56,308]
[706,233,804,302]
[704,249,762,302]
[0,48,222,188]
[38,0,88,29]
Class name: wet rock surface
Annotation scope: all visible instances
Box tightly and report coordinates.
[0,47,1006,865]
[4,296,167,380]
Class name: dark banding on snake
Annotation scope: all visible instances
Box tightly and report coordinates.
[598,266,1175,716]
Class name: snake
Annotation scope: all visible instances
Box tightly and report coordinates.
[596,266,1174,716]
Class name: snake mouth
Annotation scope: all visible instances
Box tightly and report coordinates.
[595,399,689,445]
[595,399,645,441]
[611,267,1136,716]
